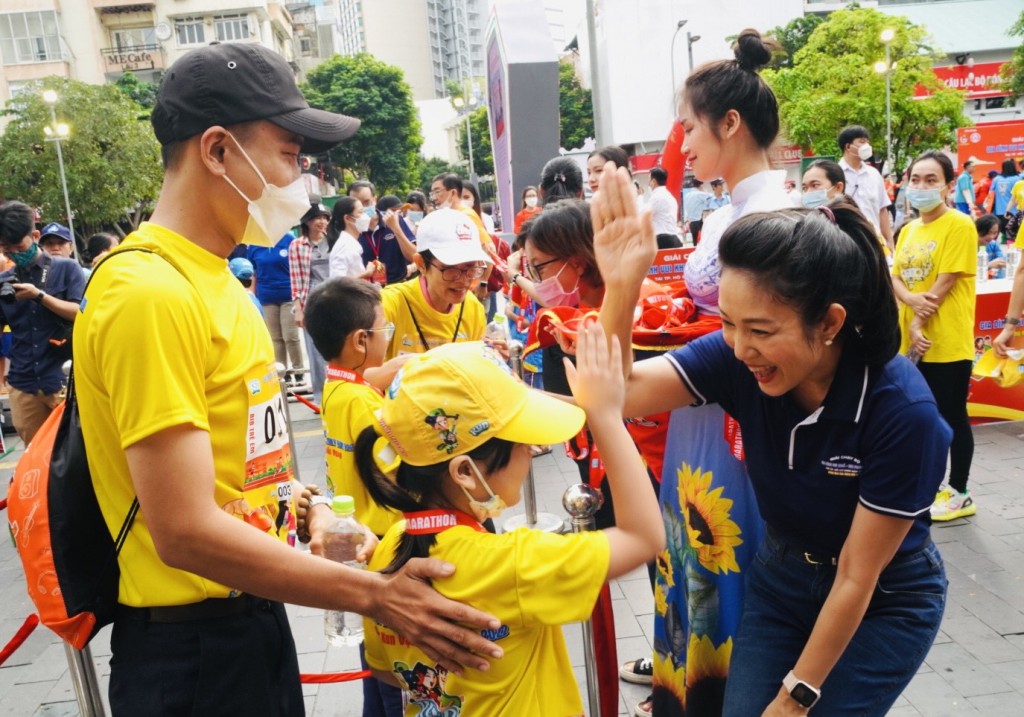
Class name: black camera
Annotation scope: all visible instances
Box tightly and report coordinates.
[0,277,17,304]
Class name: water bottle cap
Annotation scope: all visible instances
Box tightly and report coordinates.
[332,495,356,515]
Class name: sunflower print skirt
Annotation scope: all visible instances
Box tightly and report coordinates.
[651,403,765,716]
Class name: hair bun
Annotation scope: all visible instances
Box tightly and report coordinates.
[733,28,775,72]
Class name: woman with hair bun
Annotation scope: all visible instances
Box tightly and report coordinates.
[595,155,948,714]
[538,156,585,206]
[612,30,830,717]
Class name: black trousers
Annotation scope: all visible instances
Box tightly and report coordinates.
[110,597,303,717]
[656,233,683,249]
[689,220,703,244]
[917,360,974,493]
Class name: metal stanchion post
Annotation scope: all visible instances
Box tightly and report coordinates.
[276,362,303,486]
[563,483,604,716]
[501,340,565,534]
[64,641,106,716]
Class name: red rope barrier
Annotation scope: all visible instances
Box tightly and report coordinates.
[300,669,371,684]
[0,614,39,667]
[290,391,321,415]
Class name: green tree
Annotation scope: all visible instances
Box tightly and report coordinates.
[414,156,464,192]
[766,15,823,69]
[302,53,423,192]
[999,10,1024,100]
[763,7,969,172]
[0,77,162,236]
[114,71,158,110]
[457,106,493,177]
[559,62,594,151]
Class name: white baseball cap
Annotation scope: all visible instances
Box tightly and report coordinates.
[415,208,490,266]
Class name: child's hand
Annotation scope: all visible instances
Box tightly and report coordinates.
[909,326,931,356]
[356,528,379,564]
[564,319,624,418]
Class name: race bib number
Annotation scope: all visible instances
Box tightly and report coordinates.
[240,366,297,545]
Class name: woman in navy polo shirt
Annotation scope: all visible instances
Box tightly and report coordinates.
[595,172,948,715]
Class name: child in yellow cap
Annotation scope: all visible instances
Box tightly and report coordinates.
[356,322,664,715]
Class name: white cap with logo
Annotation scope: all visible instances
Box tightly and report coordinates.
[415,208,491,265]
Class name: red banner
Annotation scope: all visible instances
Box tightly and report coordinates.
[647,247,695,284]
[956,122,1024,169]
[916,62,1007,99]
[969,282,1024,423]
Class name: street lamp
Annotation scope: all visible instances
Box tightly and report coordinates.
[42,89,77,260]
[670,20,688,97]
[687,32,702,74]
[879,28,895,173]
[452,94,478,184]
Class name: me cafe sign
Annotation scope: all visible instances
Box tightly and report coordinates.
[105,49,161,73]
[915,62,1006,100]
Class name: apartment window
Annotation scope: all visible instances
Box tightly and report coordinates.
[214,14,249,42]
[175,17,205,46]
[0,11,63,65]
[300,36,313,55]
[112,27,156,50]
[7,80,29,99]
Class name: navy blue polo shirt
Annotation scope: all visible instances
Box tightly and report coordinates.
[665,331,951,555]
[359,214,415,285]
[0,252,86,394]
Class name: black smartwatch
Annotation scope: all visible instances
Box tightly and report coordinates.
[34,290,46,305]
[783,670,821,709]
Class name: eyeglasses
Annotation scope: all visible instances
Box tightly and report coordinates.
[367,322,396,341]
[525,256,563,282]
[430,262,487,282]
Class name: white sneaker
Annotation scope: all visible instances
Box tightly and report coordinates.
[930,487,976,521]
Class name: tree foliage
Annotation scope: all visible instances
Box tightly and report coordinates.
[0,77,162,235]
[414,156,463,192]
[1000,10,1024,101]
[559,62,594,151]
[114,71,158,110]
[457,106,493,177]
[766,15,823,69]
[302,53,423,192]
[763,7,969,173]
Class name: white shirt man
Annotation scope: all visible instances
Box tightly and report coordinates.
[838,125,893,249]
[648,167,682,249]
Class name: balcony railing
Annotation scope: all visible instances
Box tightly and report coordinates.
[101,44,164,74]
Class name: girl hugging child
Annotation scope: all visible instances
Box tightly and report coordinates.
[356,323,664,716]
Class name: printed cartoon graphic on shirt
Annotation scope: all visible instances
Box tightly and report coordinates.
[224,364,296,545]
[395,661,463,716]
[896,240,938,290]
[425,409,460,454]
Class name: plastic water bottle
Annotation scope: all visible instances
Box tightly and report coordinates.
[978,247,988,282]
[322,495,366,646]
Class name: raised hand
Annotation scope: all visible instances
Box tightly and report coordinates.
[589,161,656,292]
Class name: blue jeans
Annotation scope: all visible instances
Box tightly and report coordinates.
[723,532,946,716]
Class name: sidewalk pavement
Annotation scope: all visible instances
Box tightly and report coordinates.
[2,406,1023,716]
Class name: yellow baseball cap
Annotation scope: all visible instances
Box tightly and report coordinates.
[376,342,585,466]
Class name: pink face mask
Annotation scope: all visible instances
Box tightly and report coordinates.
[534,261,580,308]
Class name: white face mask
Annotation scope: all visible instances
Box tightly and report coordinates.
[222,134,310,247]
[461,198,476,210]
[459,459,508,519]
[354,214,372,233]
[525,196,538,208]
[534,261,580,308]
[857,143,874,162]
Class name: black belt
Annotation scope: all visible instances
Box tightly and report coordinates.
[117,595,267,623]
[766,526,839,566]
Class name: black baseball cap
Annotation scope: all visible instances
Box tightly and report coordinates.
[151,43,360,153]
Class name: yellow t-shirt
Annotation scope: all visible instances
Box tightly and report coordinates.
[76,224,295,607]
[1010,178,1024,214]
[381,278,486,360]
[321,375,398,536]
[893,210,977,363]
[364,523,610,716]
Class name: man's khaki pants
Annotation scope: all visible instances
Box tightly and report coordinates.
[9,387,64,445]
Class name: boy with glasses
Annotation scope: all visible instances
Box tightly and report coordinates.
[381,208,490,359]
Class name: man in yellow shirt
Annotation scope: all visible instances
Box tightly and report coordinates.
[74,43,501,716]
[382,208,489,360]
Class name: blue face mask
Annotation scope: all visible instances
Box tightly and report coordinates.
[363,206,377,219]
[907,188,944,212]
[407,211,424,223]
[801,189,829,208]
[10,242,39,269]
